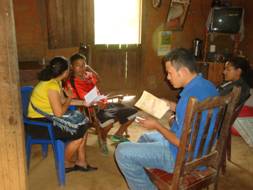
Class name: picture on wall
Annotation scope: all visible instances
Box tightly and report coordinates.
[157,31,172,56]
[165,0,191,31]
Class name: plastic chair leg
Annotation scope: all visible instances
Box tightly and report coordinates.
[55,140,65,186]
[26,136,32,170]
[41,144,48,158]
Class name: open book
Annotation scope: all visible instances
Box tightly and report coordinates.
[84,86,107,105]
[135,91,170,119]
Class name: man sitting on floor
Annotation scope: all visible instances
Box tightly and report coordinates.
[65,53,137,154]
[115,48,219,190]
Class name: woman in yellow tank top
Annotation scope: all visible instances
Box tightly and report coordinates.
[27,56,97,172]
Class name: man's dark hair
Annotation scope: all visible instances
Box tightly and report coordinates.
[164,48,197,73]
[68,53,87,98]
[228,56,253,87]
[70,53,87,64]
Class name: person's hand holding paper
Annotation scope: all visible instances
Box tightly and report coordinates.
[161,98,176,112]
[137,116,161,131]
[84,86,107,106]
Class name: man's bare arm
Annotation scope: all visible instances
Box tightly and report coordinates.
[168,101,177,112]
[139,118,179,147]
[156,124,179,147]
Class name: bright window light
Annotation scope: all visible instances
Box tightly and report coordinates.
[94,0,142,45]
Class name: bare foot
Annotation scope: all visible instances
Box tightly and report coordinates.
[64,160,75,168]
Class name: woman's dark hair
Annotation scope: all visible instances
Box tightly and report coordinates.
[70,53,86,64]
[229,56,253,87]
[38,56,69,81]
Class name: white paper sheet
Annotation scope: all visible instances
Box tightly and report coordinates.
[84,86,106,105]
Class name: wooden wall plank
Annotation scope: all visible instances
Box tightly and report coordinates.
[76,0,87,45]
[71,0,78,45]
[55,0,64,47]
[63,0,72,47]
[47,0,57,48]
[0,0,28,189]
[92,46,141,94]
[47,0,87,49]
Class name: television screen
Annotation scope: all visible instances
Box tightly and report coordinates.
[209,7,243,34]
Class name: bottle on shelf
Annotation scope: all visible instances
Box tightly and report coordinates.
[192,38,203,60]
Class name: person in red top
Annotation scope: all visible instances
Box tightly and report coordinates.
[67,66,98,99]
[65,53,137,154]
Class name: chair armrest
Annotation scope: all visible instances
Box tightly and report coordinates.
[23,118,52,129]
[108,94,124,100]
[70,99,85,106]
[68,105,77,111]
[70,99,91,107]
[107,94,124,103]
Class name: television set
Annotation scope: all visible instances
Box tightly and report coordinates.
[209,7,243,34]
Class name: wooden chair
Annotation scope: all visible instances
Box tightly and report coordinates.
[145,87,240,190]
[70,100,107,152]
[83,94,131,152]
[70,93,128,153]
[222,93,250,173]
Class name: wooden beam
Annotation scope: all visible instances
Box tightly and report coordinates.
[0,0,28,189]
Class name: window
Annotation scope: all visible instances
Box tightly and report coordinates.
[94,0,142,45]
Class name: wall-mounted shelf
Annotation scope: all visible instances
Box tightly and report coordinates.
[203,31,240,62]
[197,61,224,86]
[197,31,241,86]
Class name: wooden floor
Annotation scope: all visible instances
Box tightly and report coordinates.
[28,112,253,190]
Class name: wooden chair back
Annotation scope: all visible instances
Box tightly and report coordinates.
[222,93,251,171]
[146,87,240,190]
[230,94,251,126]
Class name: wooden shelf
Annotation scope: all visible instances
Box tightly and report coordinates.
[205,32,238,36]
[200,30,240,86]
[197,61,225,86]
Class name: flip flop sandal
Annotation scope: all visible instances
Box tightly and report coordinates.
[65,166,76,173]
[110,135,129,143]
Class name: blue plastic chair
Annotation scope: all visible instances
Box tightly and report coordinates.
[21,86,66,186]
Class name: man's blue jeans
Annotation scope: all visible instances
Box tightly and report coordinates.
[115,132,175,190]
